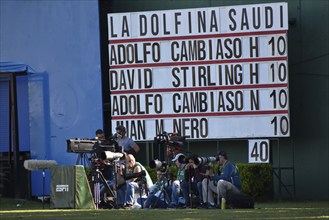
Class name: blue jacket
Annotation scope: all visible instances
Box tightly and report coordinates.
[211,161,241,190]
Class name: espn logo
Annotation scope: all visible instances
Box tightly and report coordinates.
[56,184,69,192]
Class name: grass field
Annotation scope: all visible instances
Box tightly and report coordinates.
[0,198,328,220]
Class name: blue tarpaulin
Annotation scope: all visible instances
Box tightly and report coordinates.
[0,61,36,74]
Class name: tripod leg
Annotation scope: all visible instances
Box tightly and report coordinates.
[188,169,192,208]
[153,189,163,208]
[94,182,100,209]
[139,182,143,209]
[91,170,102,209]
[99,171,115,198]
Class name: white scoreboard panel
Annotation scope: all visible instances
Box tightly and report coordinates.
[108,3,289,141]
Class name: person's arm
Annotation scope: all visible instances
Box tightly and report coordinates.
[124,140,140,156]
[132,142,140,153]
[130,164,142,182]
[212,163,233,182]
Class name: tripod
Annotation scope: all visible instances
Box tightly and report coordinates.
[187,166,194,208]
[90,163,116,209]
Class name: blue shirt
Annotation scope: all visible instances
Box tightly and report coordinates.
[116,136,136,152]
[212,161,241,190]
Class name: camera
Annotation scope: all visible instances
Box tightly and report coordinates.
[149,160,169,173]
[194,156,219,166]
[125,170,146,180]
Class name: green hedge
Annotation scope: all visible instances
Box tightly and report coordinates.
[237,163,273,201]
[145,163,273,201]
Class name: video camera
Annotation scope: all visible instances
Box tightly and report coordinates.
[154,132,187,147]
[194,156,219,166]
[149,159,169,173]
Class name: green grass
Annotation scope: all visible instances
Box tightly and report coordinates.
[0,198,328,220]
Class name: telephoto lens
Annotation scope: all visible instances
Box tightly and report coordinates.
[194,156,218,165]
[149,160,168,173]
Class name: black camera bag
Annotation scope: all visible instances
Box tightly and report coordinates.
[226,192,254,209]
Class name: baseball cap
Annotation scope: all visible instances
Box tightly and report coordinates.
[172,153,185,162]
[217,151,228,159]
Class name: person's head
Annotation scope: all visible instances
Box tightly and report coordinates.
[172,153,185,167]
[95,129,105,140]
[188,154,199,168]
[156,171,165,180]
[115,125,126,139]
[126,154,136,168]
[217,151,228,165]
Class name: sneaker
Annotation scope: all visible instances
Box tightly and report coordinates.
[208,204,218,209]
[199,203,209,209]
[115,204,124,209]
[132,203,141,209]
[199,203,217,209]
[168,203,177,209]
[123,204,133,209]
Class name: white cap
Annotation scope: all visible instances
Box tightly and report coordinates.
[172,153,185,162]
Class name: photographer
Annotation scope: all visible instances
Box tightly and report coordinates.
[170,153,187,208]
[122,154,153,209]
[144,171,170,209]
[202,151,241,209]
[114,125,140,158]
[181,154,209,208]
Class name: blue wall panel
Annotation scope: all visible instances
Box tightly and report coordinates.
[0,1,103,196]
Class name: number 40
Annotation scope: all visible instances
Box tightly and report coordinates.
[249,140,270,163]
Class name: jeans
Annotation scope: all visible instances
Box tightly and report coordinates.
[197,181,203,204]
[116,184,126,206]
[171,180,181,205]
[181,180,204,206]
[144,194,167,209]
[125,181,140,205]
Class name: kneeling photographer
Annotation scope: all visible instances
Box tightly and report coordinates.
[201,151,241,209]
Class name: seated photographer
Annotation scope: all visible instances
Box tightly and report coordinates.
[181,154,209,208]
[170,153,187,208]
[114,125,140,158]
[202,151,241,209]
[123,154,153,209]
[144,171,170,209]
